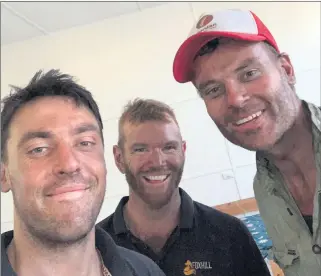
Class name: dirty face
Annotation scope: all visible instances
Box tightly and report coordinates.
[1,96,107,244]
[114,118,186,209]
[192,40,298,151]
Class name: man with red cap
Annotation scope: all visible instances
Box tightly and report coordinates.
[173,8,321,276]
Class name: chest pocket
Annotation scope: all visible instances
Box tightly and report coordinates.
[268,195,301,269]
[273,251,299,268]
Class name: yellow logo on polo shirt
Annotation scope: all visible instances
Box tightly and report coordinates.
[184,260,196,275]
[183,260,212,275]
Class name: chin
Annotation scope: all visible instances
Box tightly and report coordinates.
[52,229,91,245]
[140,190,175,210]
[226,134,272,152]
[39,214,98,245]
[28,222,94,247]
[145,198,172,210]
[242,138,279,152]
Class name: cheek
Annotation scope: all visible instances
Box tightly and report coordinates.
[11,158,45,188]
[8,166,39,201]
[257,72,282,100]
[83,152,107,178]
[130,157,146,173]
[204,99,226,124]
[165,154,185,169]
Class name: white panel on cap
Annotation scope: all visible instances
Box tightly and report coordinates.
[189,9,258,37]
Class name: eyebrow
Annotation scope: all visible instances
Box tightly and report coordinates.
[73,123,100,136]
[197,57,259,92]
[18,131,52,148]
[131,143,148,149]
[197,79,217,92]
[131,141,179,148]
[165,141,180,146]
[234,57,258,73]
[17,123,100,148]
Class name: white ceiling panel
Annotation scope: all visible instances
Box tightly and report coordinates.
[4,2,140,33]
[137,2,170,10]
[1,5,45,45]
[1,2,172,46]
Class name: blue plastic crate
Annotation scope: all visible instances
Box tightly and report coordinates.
[240,213,273,259]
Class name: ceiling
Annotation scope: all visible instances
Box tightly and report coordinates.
[1,1,170,45]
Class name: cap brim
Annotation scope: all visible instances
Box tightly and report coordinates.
[173,31,266,83]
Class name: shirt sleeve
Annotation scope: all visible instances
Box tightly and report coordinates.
[232,219,272,275]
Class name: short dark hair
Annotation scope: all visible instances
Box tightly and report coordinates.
[117,98,178,149]
[1,69,104,162]
[195,37,280,61]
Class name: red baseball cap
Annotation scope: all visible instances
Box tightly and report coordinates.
[173,9,280,83]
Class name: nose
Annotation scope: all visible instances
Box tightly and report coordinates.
[225,80,250,109]
[148,148,166,167]
[53,144,80,176]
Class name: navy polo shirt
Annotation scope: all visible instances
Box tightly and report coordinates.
[1,227,165,276]
[98,188,271,275]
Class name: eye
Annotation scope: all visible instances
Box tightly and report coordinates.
[133,147,146,153]
[79,141,95,147]
[203,85,223,98]
[242,69,260,81]
[27,147,48,155]
[163,145,177,152]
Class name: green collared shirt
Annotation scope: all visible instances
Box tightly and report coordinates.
[254,101,321,276]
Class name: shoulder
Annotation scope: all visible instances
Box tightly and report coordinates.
[118,246,165,275]
[2,231,16,275]
[253,171,262,193]
[252,156,271,196]
[97,213,114,230]
[193,201,247,232]
[192,201,258,250]
[97,196,129,231]
[95,227,165,275]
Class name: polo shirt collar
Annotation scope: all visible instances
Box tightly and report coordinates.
[113,187,195,235]
[1,227,133,276]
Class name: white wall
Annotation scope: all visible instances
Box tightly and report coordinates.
[1,2,320,232]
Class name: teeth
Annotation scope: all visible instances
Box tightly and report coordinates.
[235,111,262,126]
[145,175,168,181]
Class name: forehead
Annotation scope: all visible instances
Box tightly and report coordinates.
[193,41,271,81]
[9,96,98,139]
[123,120,181,145]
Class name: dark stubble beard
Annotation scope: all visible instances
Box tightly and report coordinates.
[215,77,298,152]
[11,174,105,250]
[124,161,185,210]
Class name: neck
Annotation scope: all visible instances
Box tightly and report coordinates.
[125,189,181,238]
[7,220,102,276]
[265,102,314,171]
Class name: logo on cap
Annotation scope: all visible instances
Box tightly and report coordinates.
[196,15,213,29]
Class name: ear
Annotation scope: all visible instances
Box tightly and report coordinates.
[113,145,126,174]
[279,53,296,85]
[1,163,11,193]
[182,140,187,154]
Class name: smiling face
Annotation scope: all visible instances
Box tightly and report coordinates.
[192,40,299,151]
[114,118,186,209]
[1,96,106,244]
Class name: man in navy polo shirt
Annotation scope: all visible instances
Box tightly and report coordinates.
[98,98,271,275]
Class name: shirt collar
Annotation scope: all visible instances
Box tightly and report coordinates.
[113,187,195,235]
[306,101,321,132]
[256,100,321,191]
[95,227,134,275]
[1,228,132,276]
